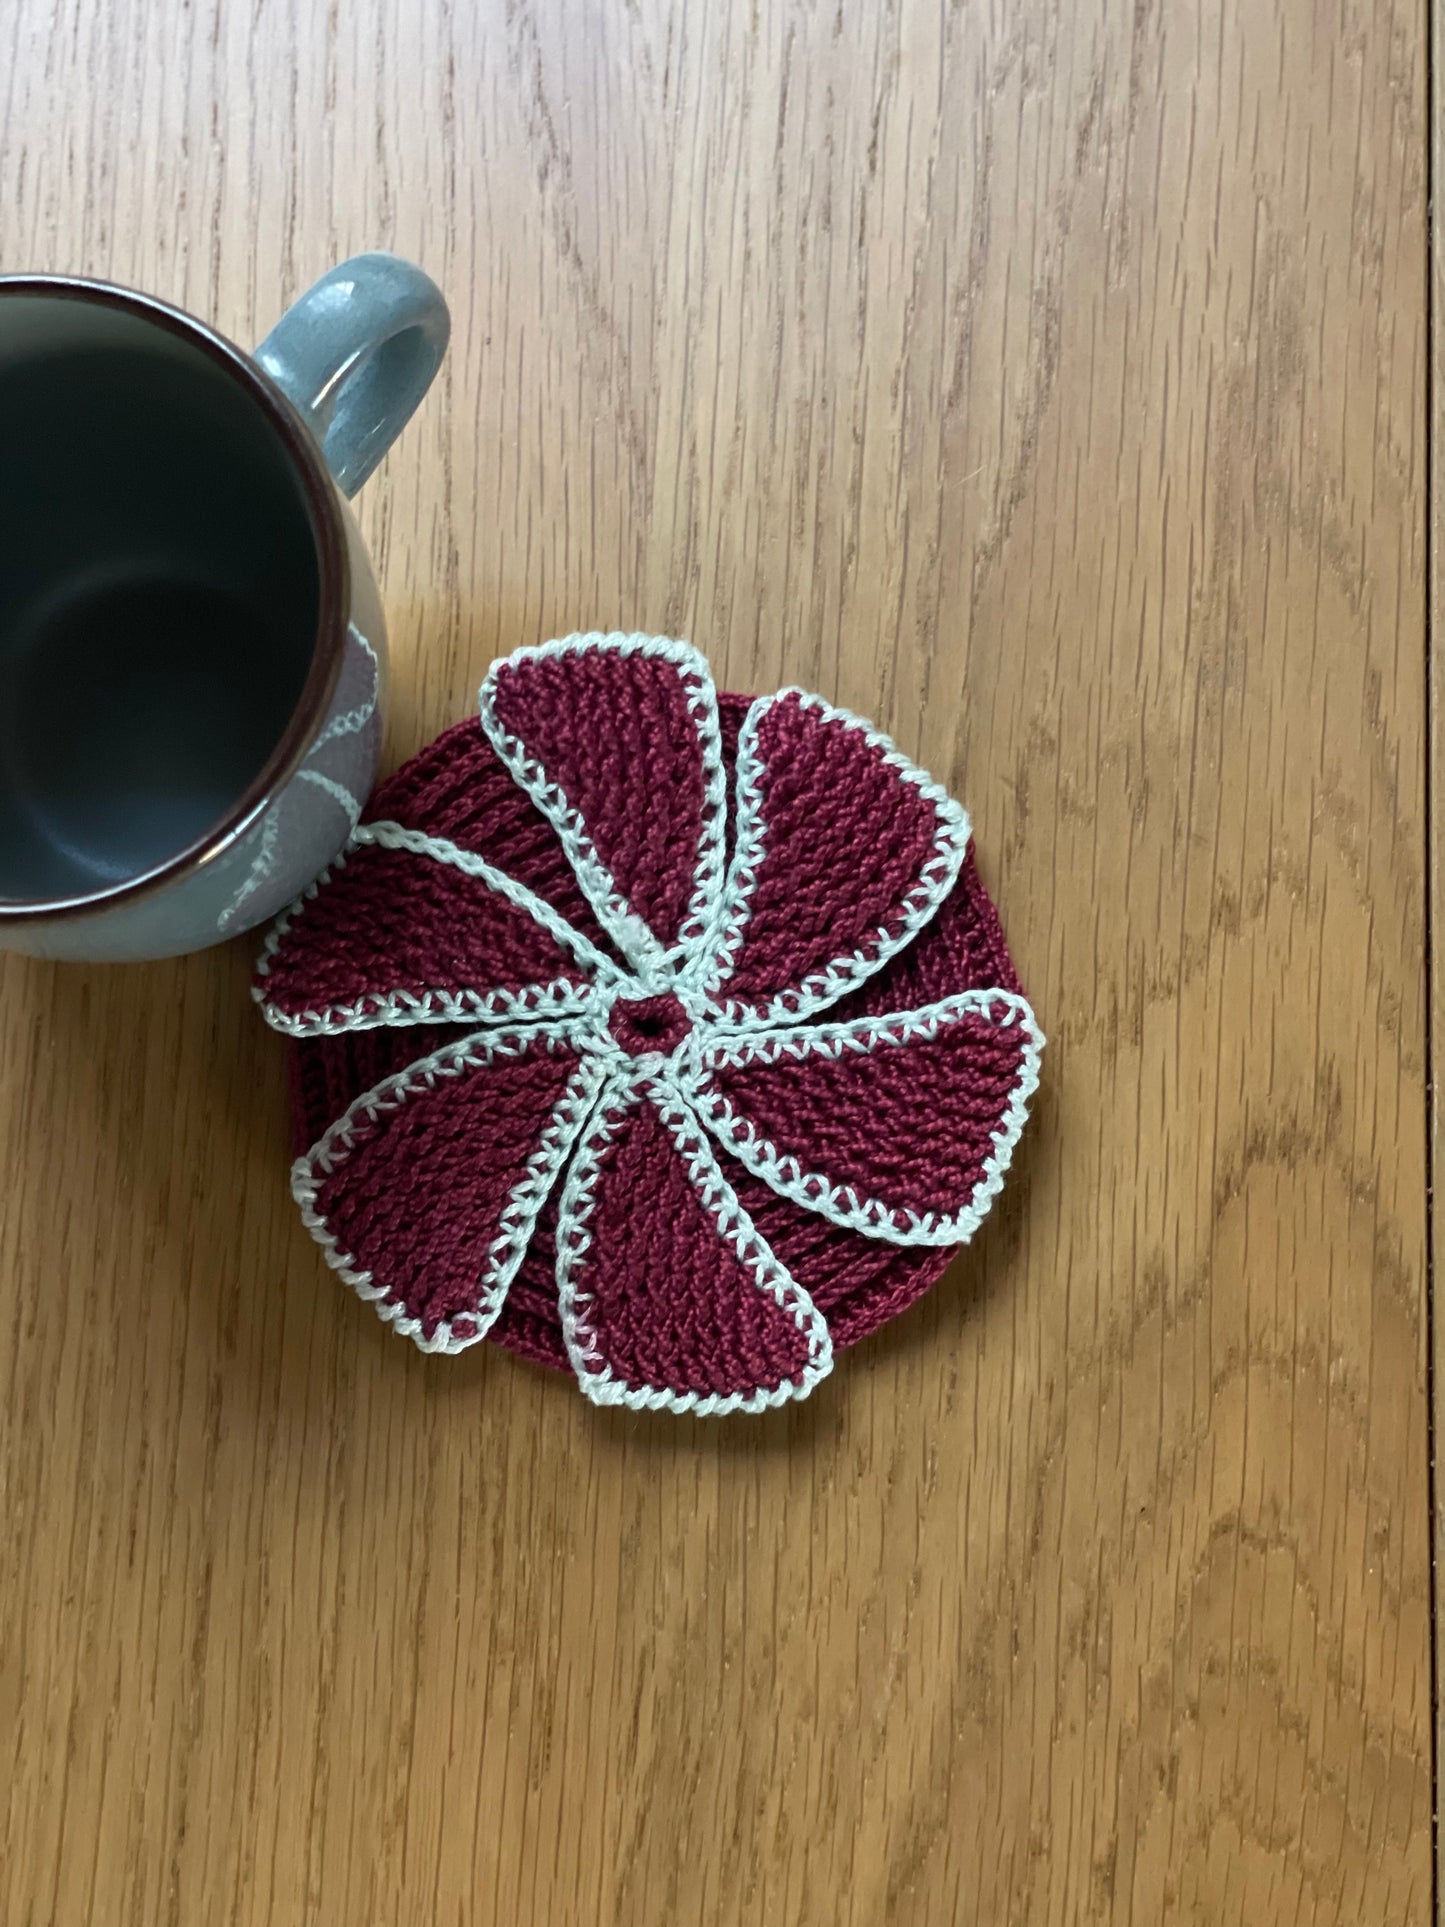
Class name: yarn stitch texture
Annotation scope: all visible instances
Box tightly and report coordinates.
[254,633,1044,1415]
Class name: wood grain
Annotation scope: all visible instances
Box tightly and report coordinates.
[0,1,1432,1922]
[1433,4,1445,1921]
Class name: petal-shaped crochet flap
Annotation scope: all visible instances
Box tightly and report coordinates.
[556,1075,832,1413]
[362,715,618,956]
[481,634,726,967]
[293,1027,604,1350]
[827,845,1023,1020]
[255,824,615,1036]
[696,692,970,1024]
[690,991,1043,1245]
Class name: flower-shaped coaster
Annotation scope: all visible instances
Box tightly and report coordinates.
[254,634,1044,1415]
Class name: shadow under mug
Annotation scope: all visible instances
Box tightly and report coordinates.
[0,254,449,961]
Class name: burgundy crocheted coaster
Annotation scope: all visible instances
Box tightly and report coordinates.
[253,633,1043,1415]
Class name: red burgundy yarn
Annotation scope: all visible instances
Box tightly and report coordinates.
[260,639,1040,1410]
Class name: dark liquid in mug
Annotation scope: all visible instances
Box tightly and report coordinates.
[0,342,320,900]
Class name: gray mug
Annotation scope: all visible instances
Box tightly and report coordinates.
[0,254,449,961]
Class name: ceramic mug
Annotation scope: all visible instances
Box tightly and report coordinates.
[0,254,449,961]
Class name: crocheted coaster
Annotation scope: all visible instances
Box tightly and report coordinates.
[253,633,1044,1415]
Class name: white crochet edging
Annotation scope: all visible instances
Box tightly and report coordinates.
[253,818,622,1037]
[685,989,1045,1247]
[292,1024,608,1354]
[682,690,972,1028]
[479,633,727,981]
[554,1068,834,1414]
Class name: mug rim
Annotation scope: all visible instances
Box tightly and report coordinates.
[0,272,351,926]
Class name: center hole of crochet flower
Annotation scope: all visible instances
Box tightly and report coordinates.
[607,992,691,1058]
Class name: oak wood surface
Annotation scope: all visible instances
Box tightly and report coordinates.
[1431,3,1445,1922]
[0,2,1432,1922]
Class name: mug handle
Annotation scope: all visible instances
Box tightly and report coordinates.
[255,253,449,497]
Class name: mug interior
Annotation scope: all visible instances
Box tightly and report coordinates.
[0,291,326,904]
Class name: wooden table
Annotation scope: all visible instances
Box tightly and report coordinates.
[0,2,1434,1921]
